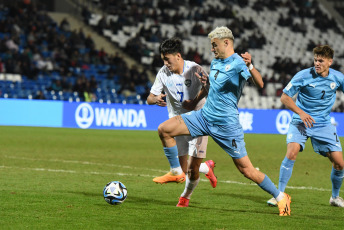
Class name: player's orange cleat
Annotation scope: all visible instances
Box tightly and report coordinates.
[205,160,217,188]
[277,193,291,216]
[153,172,186,184]
[176,197,189,207]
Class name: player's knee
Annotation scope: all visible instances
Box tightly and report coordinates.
[158,123,170,139]
[187,167,199,180]
[286,151,298,160]
[240,167,254,180]
[334,162,344,171]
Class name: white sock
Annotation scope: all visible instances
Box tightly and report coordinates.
[199,162,209,174]
[275,192,285,202]
[171,166,183,175]
[181,175,200,199]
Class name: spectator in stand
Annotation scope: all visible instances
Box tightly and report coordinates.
[34,90,46,100]
[89,75,98,92]
[49,79,63,92]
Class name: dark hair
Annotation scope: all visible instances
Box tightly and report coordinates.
[313,45,334,59]
[159,37,183,55]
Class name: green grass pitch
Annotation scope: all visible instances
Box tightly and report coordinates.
[0,126,343,229]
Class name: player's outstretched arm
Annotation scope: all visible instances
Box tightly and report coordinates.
[241,52,264,89]
[281,93,315,128]
[147,93,167,107]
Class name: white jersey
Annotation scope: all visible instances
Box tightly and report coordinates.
[151,60,206,118]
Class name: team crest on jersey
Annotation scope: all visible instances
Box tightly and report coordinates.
[330,82,336,90]
[225,64,231,71]
[184,79,191,87]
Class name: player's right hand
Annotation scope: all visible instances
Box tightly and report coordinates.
[300,112,315,128]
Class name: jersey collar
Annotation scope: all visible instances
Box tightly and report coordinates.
[220,53,237,63]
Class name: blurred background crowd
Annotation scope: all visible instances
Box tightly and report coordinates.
[0,0,343,111]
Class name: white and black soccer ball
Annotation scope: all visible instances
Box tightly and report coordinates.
[103,181,128,205]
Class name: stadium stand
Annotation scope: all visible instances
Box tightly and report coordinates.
[0,1,150,104]
[0,0,343,111]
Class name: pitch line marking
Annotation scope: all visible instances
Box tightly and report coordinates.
[4,155,167,173]
[0,161,331,192]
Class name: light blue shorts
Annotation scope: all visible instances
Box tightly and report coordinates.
[181,110,247,159]
[287,121,342,157]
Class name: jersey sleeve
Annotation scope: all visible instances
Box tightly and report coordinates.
[150,71,164,96]
[238,62,251,81]
[283,71,304,97]
[339,73,344,92]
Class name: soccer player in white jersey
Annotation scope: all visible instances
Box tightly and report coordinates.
[147,37,217,188]
[156,27,291,216]
[267,45,344,207]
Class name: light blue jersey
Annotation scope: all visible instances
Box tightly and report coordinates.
[202,53,251,126]
[283,67,344,124]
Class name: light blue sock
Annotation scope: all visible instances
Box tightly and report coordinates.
[258,175,280,198]
[163,146,180,168]
[331,167,344,198]
[278,156,295,192]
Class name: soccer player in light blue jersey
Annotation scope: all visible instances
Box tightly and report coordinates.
[267,45,344,208]
[157,26,291,216]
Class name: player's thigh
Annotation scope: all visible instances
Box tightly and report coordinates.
[187,136,208,158]
[158,115,190,136]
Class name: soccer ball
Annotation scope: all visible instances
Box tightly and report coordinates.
[103,181,128,205]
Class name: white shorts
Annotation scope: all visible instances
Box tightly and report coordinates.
[175,135,208,158]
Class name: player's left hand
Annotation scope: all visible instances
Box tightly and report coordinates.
[241,52,252,66]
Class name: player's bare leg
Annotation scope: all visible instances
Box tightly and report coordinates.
[153,116,190,184]
[158,115,190,147]
[177,156,203,207]
[233,156,291,216]
[179,155,188,174]
[268,143,299,206]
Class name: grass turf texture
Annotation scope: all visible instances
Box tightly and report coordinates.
[0,126,343,229]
